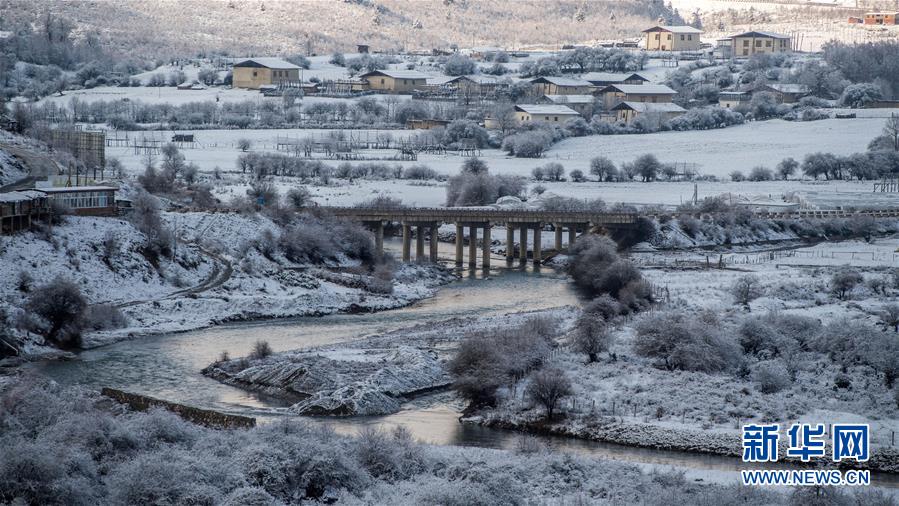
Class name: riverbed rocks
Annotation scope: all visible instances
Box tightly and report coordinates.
[203,346,449,416]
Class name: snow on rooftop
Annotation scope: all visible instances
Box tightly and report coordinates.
[361,69,428,79]
[531,76,593,87]
[643,25,703,34]
[604,84,677,95]
[582,72,647,83]
[612,101,686,113]
[730,30,791,39]
[544,94,594,104]
[234,57,300,70]
[514,104,580,115]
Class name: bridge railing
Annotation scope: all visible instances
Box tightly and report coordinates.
[321,206,640,224]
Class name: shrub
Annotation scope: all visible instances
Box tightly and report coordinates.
[747,166,773,181]
[569,169,586,182]
[250,340,273,360]
[566,236,649,307]
[237,138,252,151]
[82,303,127,331]
[26,277,88,347]
[752,360,792,393]
[730,170,745,182]
[634,311,742,373]
[402,164,437,180]
[443,54,476,76]
[285,187,313,209]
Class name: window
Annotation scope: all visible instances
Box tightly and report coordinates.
[655,34,660,40]
[252,71,258,77]
[755,40,762,47]
[666,34,671,40]
[743,40,750,47]
[680,35,685,41]
[688,35,692,40]
[380,78,385,84]
[766,40,772,47]
[554,116,558,121]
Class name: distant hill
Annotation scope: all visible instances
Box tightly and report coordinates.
[0,0,683,59]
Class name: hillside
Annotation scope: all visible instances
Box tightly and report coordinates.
[0,0,679,58]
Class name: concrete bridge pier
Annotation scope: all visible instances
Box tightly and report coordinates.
[455,224,464,266]
[402,223,412,262]
[518,225,528,264]
[415,226,425,262]
[363,221,384,259]
[505,226,515,262]
[401,221,440,263]
[482,225,491,269]
[468,226,478,268]
[533,225,542,265]
[554,223,563,252]
[429,224,439,263]
[568,226,577,254]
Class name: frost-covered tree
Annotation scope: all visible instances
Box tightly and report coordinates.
[731,274,763,309]
[831,270,863,300]
[634,311,742,373]
[776,157,798,180]
[840,83,882,108]
[572,314,613,363]
[443,54,476,76]
[526,367,572,420]
[633,153,660,182]
[881,303,899,332]
[26,277,87,346]
[589,156,617,182]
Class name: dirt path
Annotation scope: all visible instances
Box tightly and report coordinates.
[115,245,233,309]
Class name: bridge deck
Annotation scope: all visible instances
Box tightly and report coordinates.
[323,206,638,225]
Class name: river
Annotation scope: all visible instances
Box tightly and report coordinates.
[28,242,899,488]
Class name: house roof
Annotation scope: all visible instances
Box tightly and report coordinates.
[233,58,300,70]
[761,83,811,94]
[719,91,750,98]
[581,72,648,84]
[0,191,37,203]
[40,186,118,193]
[427,74,501,86]
[360,69,429,80]
[514,104,580,115]
[643,25,703,34]
[602,84,677,95]
[544,94,594,104]
[530,76,593,87]
[730,31,791,39]
[611,101,686,113]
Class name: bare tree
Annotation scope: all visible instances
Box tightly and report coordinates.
[526,367,572,420]
[831,270,863,300]
[731,274,763,309]
[885,113,899,152]
[881,304,899,333]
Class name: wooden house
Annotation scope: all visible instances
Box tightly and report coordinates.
[643,25,703,51]
[359,69,428,93]
[233,58,301,89]
[513,104,580,124]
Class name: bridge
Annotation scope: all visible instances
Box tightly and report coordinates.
[324,207,639,267]
[323,206,899,268]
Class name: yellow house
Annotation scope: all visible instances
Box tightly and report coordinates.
[730,31,792,57]
[643,25,703,51]
[598,84,677,110]
[359,69,428,93]
[513,104,580,124]
[529,76,594,96]
[232,58,300,89]
[610,101,686,123]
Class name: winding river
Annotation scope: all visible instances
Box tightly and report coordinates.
[29,241,899,488]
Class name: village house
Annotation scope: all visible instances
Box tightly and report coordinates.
[232,58,301,89]
[581,72,648,87]
[360,69,428,93]
[597,83,677,110]
[513,104,580,124]
[40,186,118,217]
[864,12,899,25]
[718,91,751,109]
[529,76,594,96]
[0,190,49,235]
[643,25,702,51]
[730,31,792,57]
[406,119,451,130]
[541,95,595,117]
[714,37,734,59]
[610,101,686,123]
[427,75,503,98]
[755,83,810,104]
